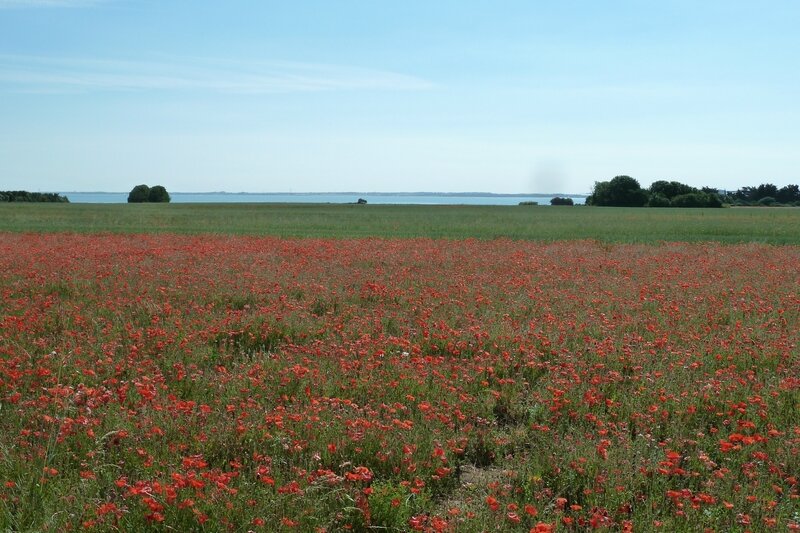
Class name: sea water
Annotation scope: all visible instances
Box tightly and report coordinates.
[62,192,587,205]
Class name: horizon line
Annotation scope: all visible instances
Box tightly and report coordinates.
[58,191,591,197]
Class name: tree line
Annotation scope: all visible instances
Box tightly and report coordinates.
[727,183,800,206]
[0,191,69,203]
[587,176,800,207]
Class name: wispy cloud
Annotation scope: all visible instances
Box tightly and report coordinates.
[0,0,105,7]
[0,55,433,94]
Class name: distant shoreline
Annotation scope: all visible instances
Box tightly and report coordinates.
[60,191,589,197]
[58,191,589,206]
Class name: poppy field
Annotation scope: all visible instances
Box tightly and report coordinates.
[0,233,798,532]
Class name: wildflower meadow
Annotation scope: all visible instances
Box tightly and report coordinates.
[1,233,798,531]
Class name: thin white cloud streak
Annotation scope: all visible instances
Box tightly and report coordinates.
[0,0,104,7]
[0,55,434,94]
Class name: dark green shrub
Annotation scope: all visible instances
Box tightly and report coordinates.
[128,184,171,203]
[0,191,68,202]
[757,196,776,206]
[705,193,723,208]
[550,197,574,206]
[127,184,151,203]
[647,193,671,207]
[671,192,722,208]
[148,185,171,203]
[649,180,696,199]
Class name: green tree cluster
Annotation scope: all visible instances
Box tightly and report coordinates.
[727,183,800,206]
[0,191,69,202]
[127,184,171,203]
[586,176,650,207]
[648,180,722,208]
[550,196,574,206]
[587,177,722,208]
[588,177,800,208]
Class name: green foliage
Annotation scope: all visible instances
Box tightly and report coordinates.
[368,481,431,530]
[588,178,798,208]
[148,185,171,203]
[669,193,703,208]
[756,183,778,199]
[128,184,170,203]
[549,197,574,206]
[670,192,722,208]
[777,184,800,204]
[648,180,696,200]
[127,184,151,203]
[730,183,799,205]
[0,191,69,203]
[647,193,671,207]
[588,175,648,207]
[645,181,722,208]
[518,201,538,206]
[705,193,723,208]
[757,196,777,206]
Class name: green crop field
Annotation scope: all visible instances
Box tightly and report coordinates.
[1,203,798,243]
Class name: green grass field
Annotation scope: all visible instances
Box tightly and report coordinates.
[1,202,799,243]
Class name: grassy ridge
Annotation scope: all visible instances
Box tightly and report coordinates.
[1,202,799,243]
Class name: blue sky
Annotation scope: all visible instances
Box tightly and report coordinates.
[1,1,798,193]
